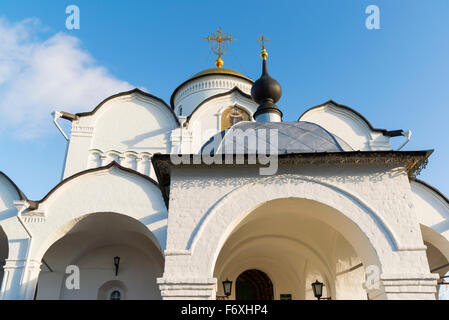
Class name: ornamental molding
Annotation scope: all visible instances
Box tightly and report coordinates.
[20,211,45,223]
[152,151,432,202]
[71,125,94,137]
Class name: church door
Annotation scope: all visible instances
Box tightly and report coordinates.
[235,269,274,300]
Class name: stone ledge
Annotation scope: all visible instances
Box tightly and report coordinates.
[157,278,217,300]
[380,273,440,280]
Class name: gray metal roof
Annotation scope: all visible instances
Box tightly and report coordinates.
[201,121,353,155]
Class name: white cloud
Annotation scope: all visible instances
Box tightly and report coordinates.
[0,18,134,138]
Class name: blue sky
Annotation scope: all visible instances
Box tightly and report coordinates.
[0,0,448,201]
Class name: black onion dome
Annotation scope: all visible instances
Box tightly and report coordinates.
[251,59,282,104]
[251,58,283,120]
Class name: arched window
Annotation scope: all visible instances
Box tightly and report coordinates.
[221,105,250,130]
[110,290,121,300]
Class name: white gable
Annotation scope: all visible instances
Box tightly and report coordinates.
[299,101,391,151]
[185,88,258,153]
[63,90,179,178]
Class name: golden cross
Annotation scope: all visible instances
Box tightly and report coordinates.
[257,35,269,60]
[204,27,236,68]
[258,35,269,50]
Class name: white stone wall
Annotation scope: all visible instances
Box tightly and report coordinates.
[161,164,437,299]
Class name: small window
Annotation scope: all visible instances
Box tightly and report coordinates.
[110,290,121,300]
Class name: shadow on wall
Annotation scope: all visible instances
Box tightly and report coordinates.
[122,129,171,150]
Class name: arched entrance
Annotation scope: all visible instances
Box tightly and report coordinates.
[236,269,273,300]
[213,198,368,300]
[35,212,164,300]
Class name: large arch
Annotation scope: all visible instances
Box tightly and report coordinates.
[212,198,367,300]
[36,212,163,300]
[8,162,169,300]
[189,176,397,280]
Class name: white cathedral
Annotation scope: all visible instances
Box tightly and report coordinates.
[0,31,448,300]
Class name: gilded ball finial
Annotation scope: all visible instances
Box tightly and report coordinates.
[261,48,268,60]
[215,56,224,68]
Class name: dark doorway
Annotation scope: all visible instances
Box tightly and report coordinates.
[235,269,273,300]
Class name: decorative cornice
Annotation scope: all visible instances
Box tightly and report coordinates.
[71,125,94,137]
[152,150,433,202]
[20,210,45,223]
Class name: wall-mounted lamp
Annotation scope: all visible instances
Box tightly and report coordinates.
[217,278,233,300]
[223,278,233,297]
[114,256,120,276]
[311,280,331,300]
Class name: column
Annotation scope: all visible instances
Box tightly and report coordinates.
[21,260,41,300]
[157,253,217,300]
[0,237,41,300]
[1,259,27,299]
